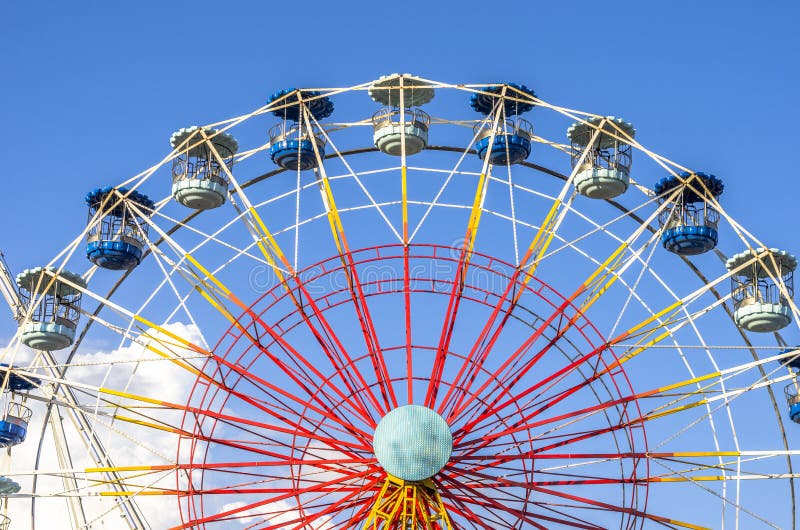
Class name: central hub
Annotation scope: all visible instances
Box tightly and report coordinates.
[372,405,453,482]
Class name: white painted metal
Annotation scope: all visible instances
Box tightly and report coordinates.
[0,251,23,321]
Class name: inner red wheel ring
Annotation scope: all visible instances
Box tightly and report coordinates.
[177,243,649,529]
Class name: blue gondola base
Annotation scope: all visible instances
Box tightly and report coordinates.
[0,402,31,448]
[476,134,530,166]
[266,88,333,171]
[785,384,800,423]
[661,225,719,256]
[270,136,326,171]
[86,239,143,271]
[791,402,800,423]
[0,364,41,392]
[655,172,724,256]
[475,118,533,166]
[85,187,154,271]
[268,119,327,171]
[0,417,26,447]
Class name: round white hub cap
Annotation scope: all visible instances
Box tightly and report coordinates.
[372,405,453,482]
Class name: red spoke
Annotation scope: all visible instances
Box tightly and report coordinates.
[173,486,372,495]
[438,473,546,530]
[338,245,397,411]
[436,262,526,418]
[450,476,644,488]
[191,347,365,439]
[258,269,388,421]
[233,283,382,422]
[441,475,532,530]
[445,294,578,426]
[195,353,374,449]
[166,396,370,452]
[455,382,649,451]
[425,244,471,408]
[281,475,379,530]
[452,325,622,449]
[425,107,501,410]
[448,484,608,530]
[172,468,375,529]
[307,110,397,412]
[404,244,413,404]
[341,494,377,529]
[450,466,692,528]
[441,498,502,530]
[158,457,375,472]
[231,309,376,426]
[442,490,517,530]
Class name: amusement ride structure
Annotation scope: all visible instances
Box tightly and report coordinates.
[0,75,799,529]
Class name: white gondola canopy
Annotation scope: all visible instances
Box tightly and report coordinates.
[567,116,635,149]
[170,126,239,157]
[368,74,435,108]
[726,248,798,278]
[16,266,86,297]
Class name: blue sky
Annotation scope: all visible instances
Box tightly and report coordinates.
[2,1,799,277]
[1,2,799,527]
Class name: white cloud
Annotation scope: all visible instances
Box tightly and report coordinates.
[3,322,203,529]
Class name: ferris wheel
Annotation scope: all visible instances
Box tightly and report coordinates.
[0,74,798,530]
